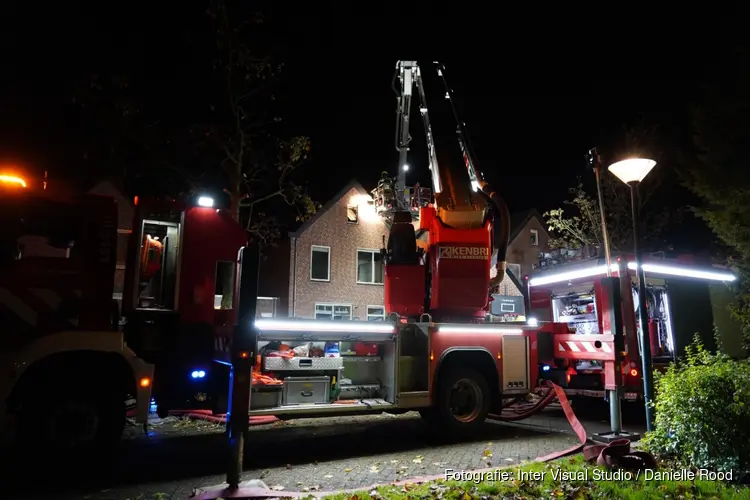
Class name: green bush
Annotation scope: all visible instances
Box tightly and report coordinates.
[643,334,750,477]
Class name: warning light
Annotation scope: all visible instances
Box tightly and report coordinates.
[0,175,27,188]
[630,369,639,377]
[140,377,151,388]
[239,351,249,358]
[541,365,551,372]
[134,196,139,206]
[429,350,434,361]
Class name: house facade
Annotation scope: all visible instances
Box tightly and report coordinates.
[287,181,389,320]
[285,180,550,320]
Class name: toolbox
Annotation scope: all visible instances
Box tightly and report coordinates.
[250,385,282,410]
[282,376,330,405]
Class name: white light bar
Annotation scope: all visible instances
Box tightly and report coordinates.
[627,262,735,282]
[529,265,615,287]
[197,196,214,207]
[254,319,395,334]
[529,261,737,287]
[438,325,524,334]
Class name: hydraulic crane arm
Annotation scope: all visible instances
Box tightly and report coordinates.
[393,61,511,277]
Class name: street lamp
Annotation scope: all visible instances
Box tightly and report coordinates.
[607,157,657,432]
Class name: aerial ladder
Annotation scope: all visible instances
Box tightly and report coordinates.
[379,61,512,322]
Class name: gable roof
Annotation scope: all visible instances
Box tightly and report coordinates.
[509,209,546,243]
[289,179,370,237]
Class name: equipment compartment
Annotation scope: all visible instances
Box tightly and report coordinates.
[282,376,331,405]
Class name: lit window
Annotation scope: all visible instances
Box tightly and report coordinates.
[530,229,539,246]
[357,249,384,285]
[347,205,358,224]
[310,245,331,282]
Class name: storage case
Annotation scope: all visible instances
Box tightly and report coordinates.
[251,386,282,409]
[282,376,330,405]
[265,356,343,372]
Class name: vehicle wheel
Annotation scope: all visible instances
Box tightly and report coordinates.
[20,384,124,458]
[435,367,490,434]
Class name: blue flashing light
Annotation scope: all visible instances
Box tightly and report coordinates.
[542,365,551,372]
[198,370,206,378]
[191,370,206,379]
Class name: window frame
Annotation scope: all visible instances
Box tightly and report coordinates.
[366,305,386,321]
[314,302,353,320]
[507,262,522,280]
[346,205,359,224]
[356,248,384,285]
[310,245,331,282]
[530,229,539,246]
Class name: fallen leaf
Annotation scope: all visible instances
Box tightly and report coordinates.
[400,466,409,470]
[412,455,424,464]
[270,485,285,491]
[390,460,399,464]
[487,442,493,445]
[324,475,333,479]
[370,465,381,473]
[345,467,352,473]
[482,449,493,458]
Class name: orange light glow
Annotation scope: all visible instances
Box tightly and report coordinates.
[630,369,639,377]
[134,196,139,206]
[139,377,151,388]
[0,175,27,188]
[239,351,249,359]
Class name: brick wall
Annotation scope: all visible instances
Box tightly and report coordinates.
[289,187,388,319]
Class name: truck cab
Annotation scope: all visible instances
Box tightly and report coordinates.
[121,195,247,416]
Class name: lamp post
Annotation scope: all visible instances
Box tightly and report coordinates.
[608,157,657,431]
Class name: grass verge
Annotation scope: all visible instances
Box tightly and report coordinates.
[321,456,748,500]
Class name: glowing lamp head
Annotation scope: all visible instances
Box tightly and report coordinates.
[190,370,206,379]
[197,196,214,208]
[608,158,656,184]
[403,164,409,172]
[527,317,538,327]
[0,174,27,188]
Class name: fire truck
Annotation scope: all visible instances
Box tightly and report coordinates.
[529,254,736,402]
[0,175,154,453]
[232,61,619,432]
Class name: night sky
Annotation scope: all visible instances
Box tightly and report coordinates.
[1,3,739,218]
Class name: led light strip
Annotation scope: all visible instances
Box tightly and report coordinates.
[254,319,395,334]
[626,262,735,282]
[438,326,524,334]
[529,262,735,286]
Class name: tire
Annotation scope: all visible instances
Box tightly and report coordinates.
[434,367,490,434]
[19,383,124,459]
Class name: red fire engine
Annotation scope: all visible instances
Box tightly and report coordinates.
[530,255,736,402]
[0,175,154,452]
[233,61,617,432]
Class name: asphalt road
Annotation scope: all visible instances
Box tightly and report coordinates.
[3,402,646,500]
